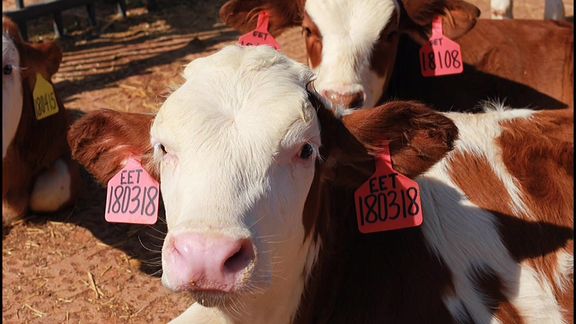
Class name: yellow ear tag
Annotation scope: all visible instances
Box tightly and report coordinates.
[33,73,59,120]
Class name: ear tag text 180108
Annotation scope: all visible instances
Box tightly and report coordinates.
[354,143,423,233]
[419,16,464,77]
[238,11,281,51]
[105,158,159,225]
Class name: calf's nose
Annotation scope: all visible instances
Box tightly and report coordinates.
[323,90,365,109]
[163,232,255,292]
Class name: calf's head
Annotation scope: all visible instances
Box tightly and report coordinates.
[2,17,62,159]
[69,45,457,315]
[221,0,479,112]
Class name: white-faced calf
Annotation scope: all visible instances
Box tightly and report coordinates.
[221,0,574,112]
[69,45,573,323]
[2,18,79,226]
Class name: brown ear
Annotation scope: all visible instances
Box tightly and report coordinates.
[68,109,157,186]
[31,41,63,77]
[341,101,458,179]
[400,0,480,45]
[219,0,304,36]
[4,17,62,76]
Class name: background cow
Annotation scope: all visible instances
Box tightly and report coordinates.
[68,46,573,323]
[2,18,79,226]
[491,0,565,19]
[220,0,574,112]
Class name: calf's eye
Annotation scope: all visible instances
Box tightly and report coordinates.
[155,143,167,155]
[299,143,314,160]
[3,64,13,75]
[302,27,312,38]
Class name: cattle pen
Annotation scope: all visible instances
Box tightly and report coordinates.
[2,0,574,322]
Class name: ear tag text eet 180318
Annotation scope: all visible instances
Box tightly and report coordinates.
[419,16,464,77]
[105,158,159,225]
[238,11,281,51]
[354,143,423,233]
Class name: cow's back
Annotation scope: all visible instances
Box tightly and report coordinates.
[388,20,574,112]
[296,108,573,324]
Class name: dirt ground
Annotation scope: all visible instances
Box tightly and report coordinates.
[2,0,574,323]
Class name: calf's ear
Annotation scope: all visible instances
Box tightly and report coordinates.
[317,100,458,188]
[30,42,63,77]
[400,0,480,44]
[67,109,157,186]
[220,0,303,36]
[3,17,63,78]
[342,101,458,178]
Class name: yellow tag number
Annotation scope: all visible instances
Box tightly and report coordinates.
[33,73,59,120]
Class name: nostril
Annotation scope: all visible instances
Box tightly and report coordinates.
[223,239,255,274]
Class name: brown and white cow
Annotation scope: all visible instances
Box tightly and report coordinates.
[220,0,574,112]
[2,18,79,226]
[68,46,573,323]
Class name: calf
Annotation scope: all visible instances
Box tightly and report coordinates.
[491,0,565,20]
[68,46,573,323]
[220,0,574,112]
[2,18,79,225]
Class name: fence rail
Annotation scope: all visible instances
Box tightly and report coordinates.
[3,0,158,40]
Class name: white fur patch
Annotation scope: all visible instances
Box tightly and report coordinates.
[305,0,398,108]
[554,251,573,293]
[418,172,516,323]
[2,32,23,160]
[30,159,72,212]
[511,264,565,324]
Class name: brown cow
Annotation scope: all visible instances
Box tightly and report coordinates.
[2,18,79,226]
[68,46,573,323]
[220,0,574,112]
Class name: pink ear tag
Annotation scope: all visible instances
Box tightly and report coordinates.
[105,158,159,225]
[238,11,281,50]
[419,16,464,77]
[354,143,424,234]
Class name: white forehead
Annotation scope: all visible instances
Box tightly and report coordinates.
[151,45,317,153]
[305,0,398,42]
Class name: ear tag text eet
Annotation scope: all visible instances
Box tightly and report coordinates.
[419,16,464,77]
[354,143,423,233]
[105,158,159,225]
[238,11,281,50]
[33,73,59,120]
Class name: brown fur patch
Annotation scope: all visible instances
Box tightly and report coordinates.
[68,109,156,186]
[388,20,574,111]
[301,12,322,69]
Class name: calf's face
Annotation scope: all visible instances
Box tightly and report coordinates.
[221,0,480,111]
[302,0,400,112]
[151,46,321,301]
